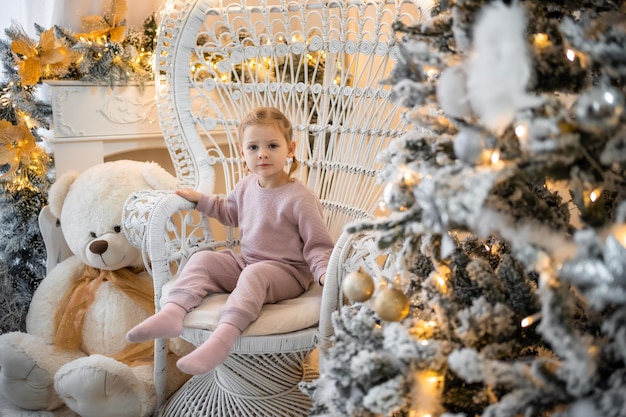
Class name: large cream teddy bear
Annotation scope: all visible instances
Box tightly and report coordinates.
[0,160,190,417]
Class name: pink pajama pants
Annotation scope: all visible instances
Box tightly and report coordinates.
[165,249,309,331]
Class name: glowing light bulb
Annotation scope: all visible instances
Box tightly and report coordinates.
[410,370,445,417]
[423,65,439,79]
[533,33,550,48]
[490,150,500,165]
[515,123,528,141]
[521,312,542,327]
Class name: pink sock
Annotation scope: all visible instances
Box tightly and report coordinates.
[126,303,187,343]
[176,323,242,375]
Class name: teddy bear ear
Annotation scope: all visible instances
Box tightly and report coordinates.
[48,170,80,219]
[141,162,178,190]
[38,206,72,273]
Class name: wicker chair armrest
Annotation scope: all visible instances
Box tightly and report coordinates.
[123,188,215,408]
[123,189,197,246]
[123,189,214,292]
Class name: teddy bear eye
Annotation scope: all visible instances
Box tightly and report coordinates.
[90,232,97,238]
[114,225,122,233]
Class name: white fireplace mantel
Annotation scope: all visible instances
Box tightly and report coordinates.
[47,81,165,178]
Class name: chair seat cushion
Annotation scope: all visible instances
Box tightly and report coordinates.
[161,280,322,336]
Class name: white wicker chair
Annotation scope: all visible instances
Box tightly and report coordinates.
[122,0,436,415]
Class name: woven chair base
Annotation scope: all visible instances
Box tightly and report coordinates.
[158,351,318,416]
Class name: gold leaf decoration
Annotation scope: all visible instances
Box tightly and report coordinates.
[11,28,81,86]
[0,120,36,180]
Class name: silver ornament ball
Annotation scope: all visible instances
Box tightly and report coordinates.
[453,127,493,165]
[574,86,624,132]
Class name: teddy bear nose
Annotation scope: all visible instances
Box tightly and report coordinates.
[89,240,108,255]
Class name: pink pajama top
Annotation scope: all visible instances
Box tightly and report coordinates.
[196,174,334,286]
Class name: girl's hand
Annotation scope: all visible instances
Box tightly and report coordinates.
[175,188,202,203]
[319,273,326,286]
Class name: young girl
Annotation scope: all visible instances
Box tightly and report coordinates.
[127,107,334,375]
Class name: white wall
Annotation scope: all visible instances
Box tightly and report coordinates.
[0,0,162,38]
[0,0,53,38]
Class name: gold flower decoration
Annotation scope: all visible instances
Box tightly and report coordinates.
[77,0,128,44]
[0,120,36,180]
[11,28,80,86]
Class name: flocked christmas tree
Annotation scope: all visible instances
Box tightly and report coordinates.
[0,39,53,334]
[303,0,626,416]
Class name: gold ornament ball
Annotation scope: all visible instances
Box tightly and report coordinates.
[342,270,375,302]
[374,288,410,321]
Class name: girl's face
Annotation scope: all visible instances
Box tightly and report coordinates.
[240,123,295,188]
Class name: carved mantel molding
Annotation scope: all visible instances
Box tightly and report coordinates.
[46,81,165,177]
[47,81,160,139]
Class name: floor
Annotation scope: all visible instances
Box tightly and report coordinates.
[0,394,77,417]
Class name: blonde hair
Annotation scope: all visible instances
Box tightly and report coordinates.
[238,107,298,175]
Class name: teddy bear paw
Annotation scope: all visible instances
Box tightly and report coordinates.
[55,355,147,417]
[0,340,57,410]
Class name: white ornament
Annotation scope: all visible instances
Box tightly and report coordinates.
[465,2,543,134]
[437,65,473,119]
